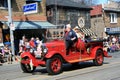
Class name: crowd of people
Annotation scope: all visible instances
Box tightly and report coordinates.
[0,36,43,65]
[19,36,43,58]
[103,36,120,52]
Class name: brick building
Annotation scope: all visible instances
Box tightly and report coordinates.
[90,1,120,38]
[0,0,56,54]
[0,0,57,43]
[90,5,104,38]
[0,0,100,45]
[46,0,95,36]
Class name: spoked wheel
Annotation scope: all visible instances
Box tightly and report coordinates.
[46,55,63,75]
[20,58,36,73]
[93,49,104,66]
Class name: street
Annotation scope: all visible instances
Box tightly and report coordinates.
[0,51,120,80]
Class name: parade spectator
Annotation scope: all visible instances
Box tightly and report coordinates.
[29,37,36,50]
[0,49,4,64]
[35,37,40,47]
[103,39,110,52]
[118,37,120,48]
[3,44,12,64]
[34,40,42,58]
[112,36,117,44]
[19,36,26,54]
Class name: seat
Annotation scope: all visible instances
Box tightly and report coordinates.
[75,39,85,50]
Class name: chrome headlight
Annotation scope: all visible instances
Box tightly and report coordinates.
[42,44,48,54]
[43,48,48,53]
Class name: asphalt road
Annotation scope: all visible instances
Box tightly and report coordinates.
[0,51,120,80]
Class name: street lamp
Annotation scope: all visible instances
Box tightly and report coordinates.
[7,0,15,55]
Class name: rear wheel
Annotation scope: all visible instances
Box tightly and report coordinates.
[46,55,63,75]
[20,58,36,73]
[93,49,104,66]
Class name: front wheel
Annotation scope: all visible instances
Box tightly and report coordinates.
[21,63,36,73]
[46,55,63,75]
[93,49,104,66]
[20,58,36,73]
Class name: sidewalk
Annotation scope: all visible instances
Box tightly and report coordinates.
[1,56,20,66]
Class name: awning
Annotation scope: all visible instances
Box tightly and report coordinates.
[4,21,56,30]
[80,28,95,36]
[105,27,120,35]
[106,31,120,35]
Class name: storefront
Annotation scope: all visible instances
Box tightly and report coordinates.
[0,21,10,43]
[1,21,56,55]
[105,27,120,36]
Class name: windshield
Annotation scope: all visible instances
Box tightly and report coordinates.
[46,25,65,41]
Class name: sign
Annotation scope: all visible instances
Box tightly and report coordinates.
[78,17,85,28]
[105,27,120,32]
[105,27,120,34]
[23,3,38,15]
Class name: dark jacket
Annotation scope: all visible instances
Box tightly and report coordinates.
[65,29,78,42]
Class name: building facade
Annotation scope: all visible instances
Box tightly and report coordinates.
[0,0,55,54]
[46,0,95,36]
[46,0,92,28]
[0,0,50,42]
[91,1,120,38]
[0,0,98,43]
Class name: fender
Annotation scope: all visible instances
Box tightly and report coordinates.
[21,52,35,59]
[20,52,36,64]
[90,46,103,58]
[45,51,62,58]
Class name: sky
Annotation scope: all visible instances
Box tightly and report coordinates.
[97,0,108,4]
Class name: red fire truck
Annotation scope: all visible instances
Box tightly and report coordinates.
[20,28,111,75]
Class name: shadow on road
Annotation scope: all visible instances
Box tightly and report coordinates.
[63,62,95,72]
[31,61,110,75]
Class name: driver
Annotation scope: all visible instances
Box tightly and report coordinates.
[65,24,78,55]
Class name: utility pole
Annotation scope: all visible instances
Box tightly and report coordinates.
[7,0,15,55]
[55,0,57,25]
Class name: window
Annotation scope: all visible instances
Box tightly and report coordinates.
[0,0,8,9]
[110,13,117,23]
[66,12,70,21]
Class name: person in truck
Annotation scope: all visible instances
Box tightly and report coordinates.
[65,24,78,55]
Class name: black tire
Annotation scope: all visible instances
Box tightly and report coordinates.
[46,55,63,75]
[93,49,104,66]
[20,62,36,73]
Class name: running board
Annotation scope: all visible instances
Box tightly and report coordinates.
[68,57,93,63]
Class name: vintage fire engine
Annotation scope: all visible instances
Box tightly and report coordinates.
[20,28,111,75]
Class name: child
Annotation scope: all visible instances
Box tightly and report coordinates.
[34,41,42,58]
